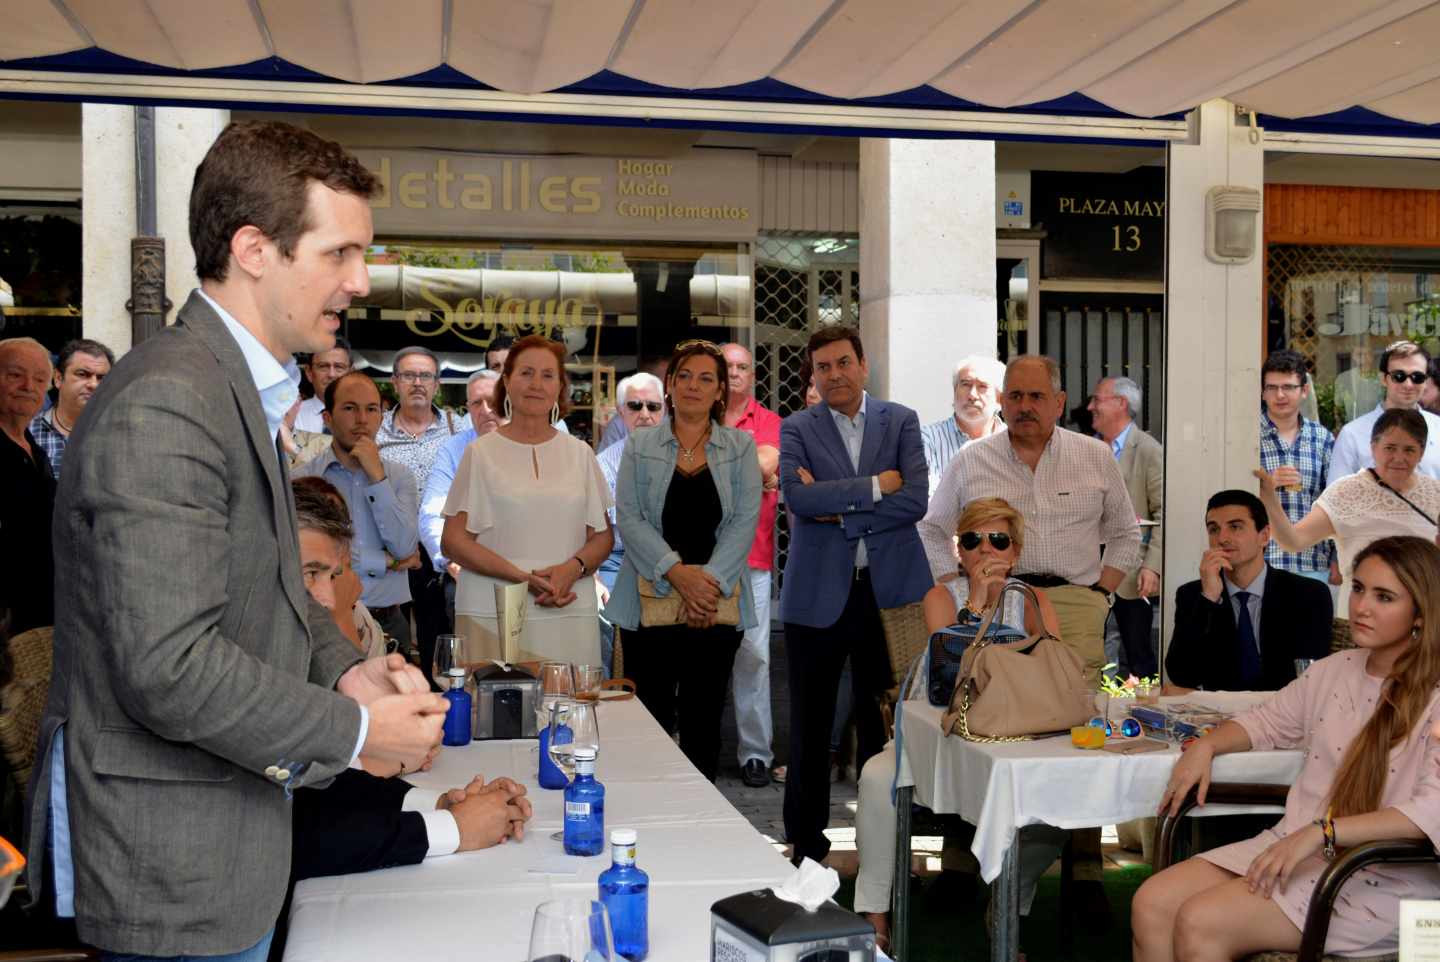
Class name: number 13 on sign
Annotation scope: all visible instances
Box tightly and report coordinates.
[1112,224,1141,251]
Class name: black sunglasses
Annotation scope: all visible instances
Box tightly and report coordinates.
[1387,371,1427,385]
[625,400,663,413]
[959,531,1012,551]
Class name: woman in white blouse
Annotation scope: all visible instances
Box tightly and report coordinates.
[1257,407,1440,621]
[442,335,614,665]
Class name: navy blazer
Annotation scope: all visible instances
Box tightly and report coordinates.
[778,395,932,629]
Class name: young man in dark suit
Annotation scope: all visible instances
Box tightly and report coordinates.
[1166,490,1333,692]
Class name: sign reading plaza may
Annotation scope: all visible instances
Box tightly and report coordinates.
[355,148,759,242]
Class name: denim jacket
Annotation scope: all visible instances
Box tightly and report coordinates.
[605,419,763,631]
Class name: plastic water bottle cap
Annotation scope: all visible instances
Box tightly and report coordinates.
[574,746,598,761]
[611,829,636,845]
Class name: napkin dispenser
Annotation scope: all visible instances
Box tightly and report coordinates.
[471,663,538,740]
[711,889,875,962]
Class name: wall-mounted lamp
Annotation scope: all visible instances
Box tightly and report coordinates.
[1205,186,1262,265]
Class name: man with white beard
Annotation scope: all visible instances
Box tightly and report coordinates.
[918,356,1006,496]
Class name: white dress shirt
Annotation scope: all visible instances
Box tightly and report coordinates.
[919,426,1142,584]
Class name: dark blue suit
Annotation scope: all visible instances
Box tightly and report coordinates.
[778,395,930,861]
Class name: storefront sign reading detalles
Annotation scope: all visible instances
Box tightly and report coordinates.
[357,149,758,242]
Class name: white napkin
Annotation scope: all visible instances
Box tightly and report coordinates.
[771,857,840,912]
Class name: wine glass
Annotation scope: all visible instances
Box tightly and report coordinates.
[547,698,600,780]
[537,661,575,733]
[432,634,465,690]
[573,664,604,701]
[527,899,615,962]
[1294,658,1316,678]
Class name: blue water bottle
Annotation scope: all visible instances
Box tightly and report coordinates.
[599,828,649,961]
[538,718,572,790]
[563,746,605,856]
[441,670,472,747]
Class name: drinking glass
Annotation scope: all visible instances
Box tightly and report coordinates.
[547,698,600,781]
[573,664,604,701]
[537,661,575,732]
[432,634,466,689]
[1294,658,1316,678]
[527,899,615,962]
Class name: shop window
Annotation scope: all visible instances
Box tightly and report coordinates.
[1267,245,1440,432]
[0,202,82,351]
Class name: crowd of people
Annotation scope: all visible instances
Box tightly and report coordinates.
[1,118,1438,962]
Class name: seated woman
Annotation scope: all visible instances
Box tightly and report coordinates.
[605,339,762,782]
[853,497,1064,951]
[1133,534,1440,962]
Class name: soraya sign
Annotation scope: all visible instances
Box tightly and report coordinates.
[355,148,758,242]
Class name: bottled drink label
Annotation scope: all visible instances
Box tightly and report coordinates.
[565,801,592,818]
[612,841,636,865]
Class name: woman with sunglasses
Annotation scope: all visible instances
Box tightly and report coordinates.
[1135,535,1440,962]
[853,497,1063,951]
[605,339,763,781]
[1257,408,1440,631]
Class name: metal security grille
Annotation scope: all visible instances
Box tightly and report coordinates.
[1040,292,1165,438]
[1267,245,1395,363]
[754,232,860,588]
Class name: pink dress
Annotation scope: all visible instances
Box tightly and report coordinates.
[1197,650,1440,956]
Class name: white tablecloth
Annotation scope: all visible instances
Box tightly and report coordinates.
[284,699,792,962]
[895,701,1305,882]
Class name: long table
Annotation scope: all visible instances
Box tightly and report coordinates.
[894,700,1305,962]
[284,698,793,962]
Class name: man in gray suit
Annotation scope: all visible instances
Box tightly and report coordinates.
[25,121,449,961]
[1088,375,1163,677]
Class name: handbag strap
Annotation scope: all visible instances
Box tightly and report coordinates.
[944,580,1059,730]
[1367,468,1439,527]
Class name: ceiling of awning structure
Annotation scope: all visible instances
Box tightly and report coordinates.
[5,0,1440,131]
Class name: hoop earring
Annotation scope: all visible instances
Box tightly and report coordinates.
[550,402,560,426]
[503,396,513,420]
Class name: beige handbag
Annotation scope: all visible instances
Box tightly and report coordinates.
[637,576,741,628]
[940,582,1095,741]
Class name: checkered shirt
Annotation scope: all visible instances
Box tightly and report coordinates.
[1258,411,1335,573]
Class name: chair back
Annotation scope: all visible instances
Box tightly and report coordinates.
[0,626,53,795]
[878,602,928,693]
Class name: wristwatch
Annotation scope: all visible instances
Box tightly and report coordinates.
[1089,582,1114,602]
[572,555,589,576]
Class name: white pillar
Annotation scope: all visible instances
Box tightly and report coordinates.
[858,139,996,422]
[1162,99,1265,650]
[155,107,229,316]
[82,104,136,353]
[81,105,228,354]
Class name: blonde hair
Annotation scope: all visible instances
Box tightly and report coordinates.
[954,497,1025,555]
[1328,535,1440,817]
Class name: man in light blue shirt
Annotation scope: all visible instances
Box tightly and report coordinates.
[919,354,1005,496]
[295,370,418,650]
[1329,340,1440,484]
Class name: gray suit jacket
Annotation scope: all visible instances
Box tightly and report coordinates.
[25,291,364,955]
[1115,426,1164,600]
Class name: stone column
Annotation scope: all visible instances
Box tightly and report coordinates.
[858,138,996,423]
[155,107,230,317]
[81,104,136,352]
[1161,99,1265,653]
[81,105,228,352]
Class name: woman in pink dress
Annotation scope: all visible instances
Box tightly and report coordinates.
[1133,534,1440,961]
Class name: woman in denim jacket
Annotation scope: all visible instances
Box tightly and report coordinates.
[607,340,763,781]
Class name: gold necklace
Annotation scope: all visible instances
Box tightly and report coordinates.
[676,424,710,464]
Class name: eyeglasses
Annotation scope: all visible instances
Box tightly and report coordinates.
[1262,382,1303,395]
[1387,371,1427,385]
[959,531,1012,551]
[625,400,663,413]
[1088,716,1143,739]
[395,371,438,384]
